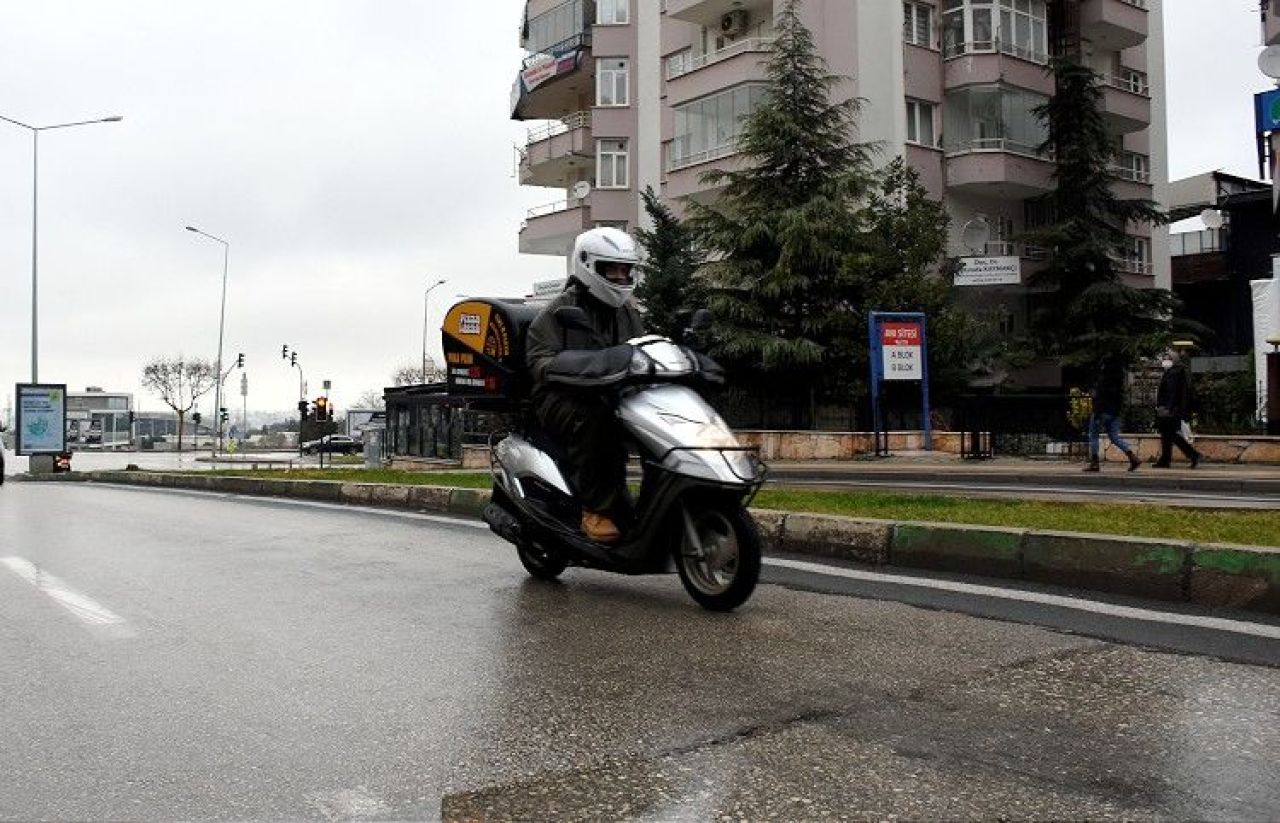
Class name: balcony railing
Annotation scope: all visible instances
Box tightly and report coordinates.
[666,37,776,80]
[525,110,591,146]
[1106,69,1150,96]
[522,32,591,68]
[1109,153,1151,183]
[944,138,1048,159]
[526,196,587,220]
[942,38,1048,66]
[1116,0,1148,9]
[1110,254,1153,275]
[978,241,1050,260]
[668,139,741,172]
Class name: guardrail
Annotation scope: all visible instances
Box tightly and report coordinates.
[525,110,591,146]
[943,138,1048,159]
[525,196,587,220]
[668,140,741,172]
[942,39,1048,65]
[666,37,776,80]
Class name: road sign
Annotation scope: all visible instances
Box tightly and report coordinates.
[881,321,924,381]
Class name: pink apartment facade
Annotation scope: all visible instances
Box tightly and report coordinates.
[510,0,1168,336]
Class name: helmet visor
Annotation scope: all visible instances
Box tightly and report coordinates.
[594,260,635,287]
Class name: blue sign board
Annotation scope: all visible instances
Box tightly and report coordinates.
[1256,89,1280,134]
[868,312,931,456]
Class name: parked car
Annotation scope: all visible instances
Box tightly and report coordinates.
[301,434,362,455]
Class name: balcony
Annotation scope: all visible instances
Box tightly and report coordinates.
[667,37,775,80]
[942,44,1054,96]
[1108,153,1153,200]
[665,0,771,27]
[944,140,1055,198]
[1101,71,1151,134]
[665,42,772,107]
[519,195,592,256]
[1170,229,1225,258]
[1079,0,1148,52]
[510,33,593,121]
[519,111,593,187]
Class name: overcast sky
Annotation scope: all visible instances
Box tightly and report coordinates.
[0,1,1270,419]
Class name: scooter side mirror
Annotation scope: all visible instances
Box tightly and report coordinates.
[555,306,593,332]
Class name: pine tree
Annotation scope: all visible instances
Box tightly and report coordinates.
[634,186,702,340]
[1024,56,1174,368]
[689,0,878,403]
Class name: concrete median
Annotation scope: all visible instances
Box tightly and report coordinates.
[18,470,1280,615]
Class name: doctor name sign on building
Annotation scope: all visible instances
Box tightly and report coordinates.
[955,256,1021,287]
[881,322,924,381]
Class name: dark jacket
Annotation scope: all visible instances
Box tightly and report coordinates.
[526,283,645,397]
[1091,356,1126,416]
[1155,363,1192,420]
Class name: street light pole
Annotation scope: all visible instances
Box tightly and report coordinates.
[185,225,230,457]
[422,278,447,383]
[0,114,123,382]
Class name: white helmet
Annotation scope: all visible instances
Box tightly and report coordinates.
[571,227,640,308]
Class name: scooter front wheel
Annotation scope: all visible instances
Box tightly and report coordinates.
[516,540,567,581]
[675,503,761,612]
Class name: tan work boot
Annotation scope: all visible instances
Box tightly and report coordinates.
[581,511,621,544]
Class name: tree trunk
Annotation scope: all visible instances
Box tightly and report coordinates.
[176,412,185,453]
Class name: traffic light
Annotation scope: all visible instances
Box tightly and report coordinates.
[281,345,289,359]
[297,400,308,417]
[290,351,297,367]
[236,352,245,368]
[192,411,202,426]
[220,407,229,424]
[314,397,329,422]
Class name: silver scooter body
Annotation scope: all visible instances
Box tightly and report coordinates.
[492,336,760,503]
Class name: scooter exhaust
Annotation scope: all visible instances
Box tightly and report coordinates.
[482,501,523,546]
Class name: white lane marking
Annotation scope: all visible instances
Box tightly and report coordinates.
[764,557,1280,640]
[308,787,390,820]
[1,556,129,627]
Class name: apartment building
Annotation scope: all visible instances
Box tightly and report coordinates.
[510,0,1167,330]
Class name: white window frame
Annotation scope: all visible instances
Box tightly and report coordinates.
[905,99,937,147]
[903,2,934,48]
[596,0,629,25]
[597,139,629,189]
[942,0,1047,64]
[596,58,629,107]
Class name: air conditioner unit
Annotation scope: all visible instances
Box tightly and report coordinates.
[720,9,749,38]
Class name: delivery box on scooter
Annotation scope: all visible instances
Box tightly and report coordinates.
[441,298,542,407]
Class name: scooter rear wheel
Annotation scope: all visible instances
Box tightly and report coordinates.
[675,503,761,612]
[516,540,567,581]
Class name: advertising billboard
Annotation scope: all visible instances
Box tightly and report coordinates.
[15,383,67,455]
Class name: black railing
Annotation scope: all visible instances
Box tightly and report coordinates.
[956,393,1088,459]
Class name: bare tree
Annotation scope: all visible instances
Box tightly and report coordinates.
[140,357,217,451]
[392,356,444,387]
[354,388,386,410]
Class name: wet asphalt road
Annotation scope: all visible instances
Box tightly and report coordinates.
[2,484,1278,821]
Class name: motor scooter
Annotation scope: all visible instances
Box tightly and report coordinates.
[479,308,767,611]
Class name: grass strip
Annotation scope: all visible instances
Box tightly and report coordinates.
[174,469,1279,548]
[753,489,1280,549]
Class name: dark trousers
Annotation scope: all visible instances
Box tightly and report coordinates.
[1156,416,1198,465]
[534,390,627,513]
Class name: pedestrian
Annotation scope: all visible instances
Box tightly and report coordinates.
[1153,351,1201,468]
[1083,353,1141,472]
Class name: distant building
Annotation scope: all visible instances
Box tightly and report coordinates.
[1168,171,1274,355]
[66,388,133,449]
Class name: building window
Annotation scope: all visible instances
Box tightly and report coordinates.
[906,99,937,146]
[597,0,629,25]
[942,0,1047,64]
[670,84,768,170]
[596,58,629,106]
[666,49,692,79]
[903,2,934,47]
[597,139,629,188]
[943,85,1049,156]
[1118,236,1151,274]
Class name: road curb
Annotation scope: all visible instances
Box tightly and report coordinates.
[26,471,1280,615]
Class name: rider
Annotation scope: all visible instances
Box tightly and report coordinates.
[525,227,645,544]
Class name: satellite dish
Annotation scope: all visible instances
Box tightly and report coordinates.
[1200,208,1224,230]
[961,216,991,254]
[1260,45,1280,80]
[571,180,592,200]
